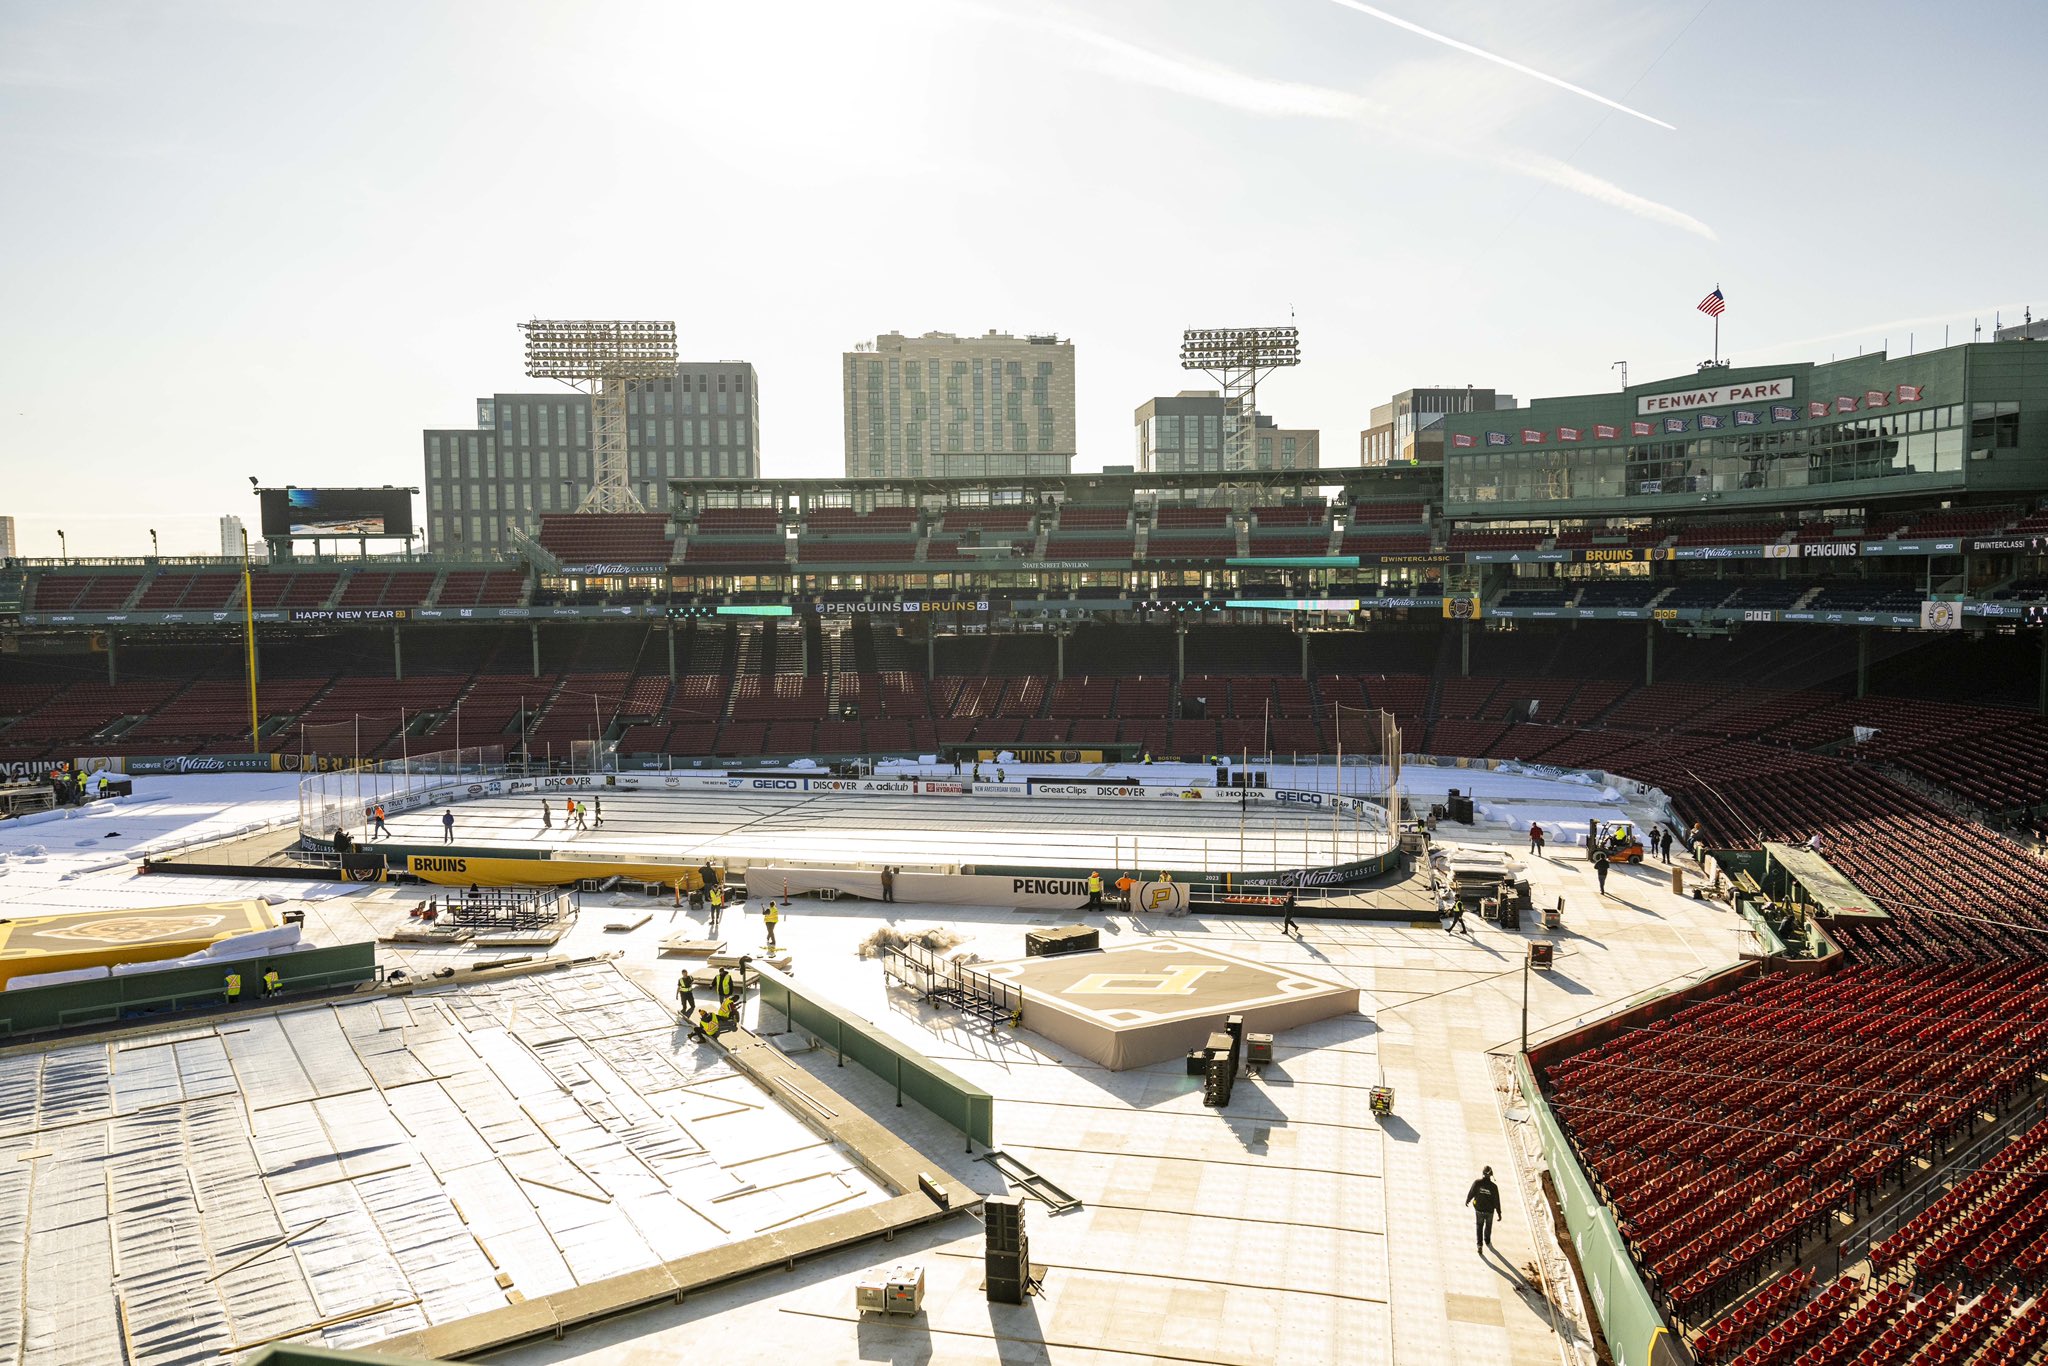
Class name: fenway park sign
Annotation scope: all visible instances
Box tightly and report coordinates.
[1637,375,1795,416]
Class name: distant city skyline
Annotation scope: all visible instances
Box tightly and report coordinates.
[3,0,2044,555]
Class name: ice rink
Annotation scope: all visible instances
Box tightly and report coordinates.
[373,783,1391,877]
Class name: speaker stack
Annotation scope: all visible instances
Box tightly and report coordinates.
[985,1194,1029,1304]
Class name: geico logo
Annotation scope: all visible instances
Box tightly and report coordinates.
[1011,878,1088,895]
[414,857,468,873]
[750,779,800,789]
[1276,792,1322,805]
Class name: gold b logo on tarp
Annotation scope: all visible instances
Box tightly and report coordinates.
[1067,965,1225,996]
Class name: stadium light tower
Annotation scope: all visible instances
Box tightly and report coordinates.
[1180,326,1301,473]
[519,319,678,514]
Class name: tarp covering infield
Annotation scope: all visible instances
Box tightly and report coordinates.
[982,939,1361,1070]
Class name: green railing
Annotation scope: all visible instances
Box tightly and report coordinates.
[0,942,376,1039]
[754,969,994,1148]
[1515,1055,1685,1366]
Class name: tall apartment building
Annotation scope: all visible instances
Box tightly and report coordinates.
[1134,390,1319,473]
[421,363,759,551]
[842,331,1074,478]
[0,516,15,560]
[1359,386,1515,466]
[219,515,245,557]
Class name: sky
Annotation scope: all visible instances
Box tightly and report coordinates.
[2,0,2045,557]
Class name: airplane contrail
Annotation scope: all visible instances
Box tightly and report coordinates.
[1324,0,1676,131]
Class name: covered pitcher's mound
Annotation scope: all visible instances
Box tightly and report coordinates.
[984,938,1360,1069]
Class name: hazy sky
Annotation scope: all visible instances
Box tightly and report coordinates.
[3,0,2044,556]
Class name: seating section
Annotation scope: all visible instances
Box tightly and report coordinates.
[1544,965,2048,1327]
[537,512,671,564]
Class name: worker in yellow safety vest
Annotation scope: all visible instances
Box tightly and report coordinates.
[690,1008,719,1042]
[713,964,736,1002]
[1086,871,1104,911]
[763,902,780,950]
[262,970,282,997]
[224,972,242,1004]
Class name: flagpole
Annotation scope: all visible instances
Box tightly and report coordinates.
[1714,283,1721,365]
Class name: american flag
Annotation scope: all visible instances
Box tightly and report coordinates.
[1697,288,1726,317]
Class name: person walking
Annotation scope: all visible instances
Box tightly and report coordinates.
[676,970,696,1020]
[1466,1167,1503,1252]
[1592,845,1611,896]
[575,799,590,831]
[441,808,455,844]
[1528,822,1544,857]
[592,797,604,828]
[708,883,725,936]
[763,901,780,951]
[1281,887,1300,937]
[952,751,963,776]
[371,805,390,840]
[1443,897,1470,937]
[881,866,895,903]
[1086,870,1103,912]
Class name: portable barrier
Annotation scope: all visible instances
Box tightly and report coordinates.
[753,965,994,1148]
[0,942,376,1039]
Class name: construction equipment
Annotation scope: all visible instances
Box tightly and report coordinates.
[1598,821,1646,865]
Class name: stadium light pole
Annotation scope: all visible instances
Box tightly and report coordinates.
[240,528,261,751]
[1180,326,1301,473]
[519,319,678,515]
[56,529,66,564]
[149,528,158,559]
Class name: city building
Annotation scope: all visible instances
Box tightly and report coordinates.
[1995,311,2048,343]
[0,516,14,560]
[1434,343,2043,519]
[1360,386,1516,467]
[421,363,759,551]
[218,515,244,557]
[843,331,1074,479]
[1134,390,1318,474]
